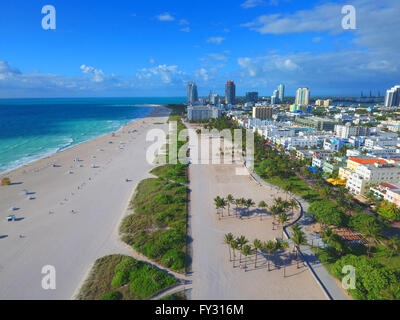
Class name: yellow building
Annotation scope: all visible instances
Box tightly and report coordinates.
[324,99,333,107]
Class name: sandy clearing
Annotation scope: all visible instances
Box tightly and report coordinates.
[187,129,327,300]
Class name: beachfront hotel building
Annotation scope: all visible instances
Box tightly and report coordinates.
[295,87,310,105]
[225,81,236,105]
[187,105,222,121]
[252,106,273,120]
[187,82,199,105]
[339,157,400,195]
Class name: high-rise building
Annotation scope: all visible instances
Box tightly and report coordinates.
[209,92,220,105]
[252,106,273,120]
[271,90,279,105]
[295,87,310,105]
[225,81,236,105]
[278,84,285,102]
[246,92,258,103]
[384,85,400,107]
[187,82,199,105]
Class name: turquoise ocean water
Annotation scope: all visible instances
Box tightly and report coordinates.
[0,97,184,174]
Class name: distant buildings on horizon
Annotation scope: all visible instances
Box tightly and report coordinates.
[186,81,397,107]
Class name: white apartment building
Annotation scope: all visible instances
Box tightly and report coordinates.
[339,157,400,194]
[334,124,369,139]
[364,137,399,148]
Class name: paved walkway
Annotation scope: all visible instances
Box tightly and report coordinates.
[247,168,348,300]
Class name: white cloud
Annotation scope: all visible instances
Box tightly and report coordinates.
[179,19,189,25]
[0,60,21,80]
[80,65,105,82]
[209,53,228,61]
[180,27,191,33]
[206,37,225,45]
[156,13,175,22]
[194,68,209,81]
[138,64,185,83]
[149,58,156,64]
[241,0,265,9]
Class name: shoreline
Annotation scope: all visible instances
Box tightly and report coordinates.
[0,106,158,177]
[0,105,171,299]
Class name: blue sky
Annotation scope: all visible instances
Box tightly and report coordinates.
[0,0,399,98]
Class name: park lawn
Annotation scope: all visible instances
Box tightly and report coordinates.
[120,168,188,273]
[371,244,400,270]
[78,255,178,300]
[261,173,323,203]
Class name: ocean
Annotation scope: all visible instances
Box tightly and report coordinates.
[0,97,184,174]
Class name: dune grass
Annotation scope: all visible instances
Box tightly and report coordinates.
[78,254,178,300]
[120,164,188,273]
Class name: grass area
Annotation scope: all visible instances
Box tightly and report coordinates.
[153,122,165,125]
[120,165,188,273]
[78,255,178,300]
[159,290,186,300]
[256,168,323,203]
[150,163,187,184]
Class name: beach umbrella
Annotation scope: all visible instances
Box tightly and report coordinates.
[21,189,28,195]
[10,206,17,211]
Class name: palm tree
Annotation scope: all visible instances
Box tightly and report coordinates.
[274,239,289,269]
[387,237,400,261]
[245,199,255,218]
[268,204,282,222]
[214,196,223,219]
[291,223,302,235]
[277,213,289,238]
[224,233,234,262]
[291,231,307,268]
[236,236,248,264]
[289,198,299,216]
[220,198,227,217]
[258,201,267,220]
[234,198,241,218]
[230,240,239,268]
[274,197,284,208]
[253,239,262,268]
[226,194,234,216]
[283,182,294,201]
[263,240,276,271]
[241,245,253,271]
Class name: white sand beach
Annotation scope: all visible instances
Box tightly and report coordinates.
[0,107,170,299]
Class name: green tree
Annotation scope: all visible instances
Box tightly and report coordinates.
[258,201,267,221]
[236,236,248,264]
[226,194,234,216]
[291,230,307,268]
[253,239,262,268]
[224,233,234,262]
[263,240,276,271]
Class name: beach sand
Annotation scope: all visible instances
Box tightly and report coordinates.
[0,106,170,299]
[187,128,327,300]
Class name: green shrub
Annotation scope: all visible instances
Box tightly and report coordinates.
[161,249,185,270]
[111,270,130,288]
[101,290,123,300]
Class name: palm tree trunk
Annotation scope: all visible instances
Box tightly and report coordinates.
[255,251,258,268]
[228,246,232,262]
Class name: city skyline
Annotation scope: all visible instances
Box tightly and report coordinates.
[0,0,399,98]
